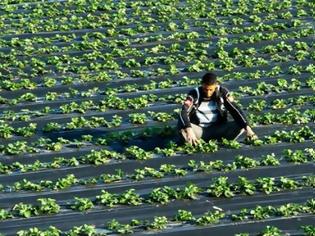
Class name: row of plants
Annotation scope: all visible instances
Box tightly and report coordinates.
[3,0,309,17]
[44,106,314,133]
[0,122,313,157]
[248,108,314,125]
[236,225,315,236]
[1,45,314,105]
[0,176,315,224]
[0,74,313,122]
[3,147,314,192]
[2,24,310,83]
[0,86,314,125]
[1,21,312,79]
[0,124,176,155]
[0,61,312,106]
[0,77,313,128]
[0,102,312,141]
[240,76,315,96]
[0,119,313,173]
[1,175,315,221]
[1,25,312,92]
[4,36,312,78]
[0,121,36,138]
[2,34,313,81]
[1,0,310,43]
[247,94,315,112]
[13,199,315,236]
[0,62,312,109]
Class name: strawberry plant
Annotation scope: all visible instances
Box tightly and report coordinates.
[283,149,308,163]
[302,225,315,236]
[149,187,171,205]
[148,111,174,122]
[54,174,78,190]
[179,183,201,200]
[67,224,96,236]
[118,189,143,206]
[256,177,279,194]
[174,209,194,222]
[106,219,134,234]
[259,153,280,166]
[17,226,61,236]
[125,146,152,160]
[236,177,256,195]
[280,177,299,190]
[71,197,94,212]
[221,138,241,149]
[96,190,119,207]
[250,205,276,220]
[0,122,14,139]
[129,113,147,124]
[195,210,225,226]
[260,225,282,236]
[234,155,259,169]
[12,203,37,218]
[0,209,12,220]
[147,216,168,230]
[37,198,60,215]
[16,123,37,137]
[207,177,235,198]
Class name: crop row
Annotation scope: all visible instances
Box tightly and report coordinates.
[0,106,313,143]
[2,147,314,192]
[0,92,313,127]
[4,33,312,71]
[0,0,311,38]
[247,94,314,112]
[1,174,315,221]
[2,20,311,71]
[1,0,309,20]
[2,36,314,82]
[0,122,314,157]
[0,74,313,120]
[1,24,312,90]
[9,200,315,236]
[1,38,314,96]
[236,225,315,236]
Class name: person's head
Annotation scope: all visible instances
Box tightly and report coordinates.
[201,72,219,98]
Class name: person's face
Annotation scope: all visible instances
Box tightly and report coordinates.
[202,83,217,98]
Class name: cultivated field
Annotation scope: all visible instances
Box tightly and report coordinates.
[0,0,314,235]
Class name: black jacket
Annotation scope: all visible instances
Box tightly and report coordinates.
[178,85,249,129]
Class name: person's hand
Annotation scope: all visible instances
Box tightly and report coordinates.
[245,126,258,141]
[185,127,200,146]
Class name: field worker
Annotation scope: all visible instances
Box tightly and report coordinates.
[177,72,258,146]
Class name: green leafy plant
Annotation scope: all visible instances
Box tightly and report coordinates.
[256,177,279,194]
[207,177,235,198]
[174,209,194,222]
[195,210,225,225]
[13,203,37,218]
[71,197,94,212]
[37,198,60,215]
[125,146,152,160]
[148,216,168,230]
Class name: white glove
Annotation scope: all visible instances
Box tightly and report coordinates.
[185,127,200,146]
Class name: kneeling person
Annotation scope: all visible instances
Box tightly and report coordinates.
[177,72,257,145]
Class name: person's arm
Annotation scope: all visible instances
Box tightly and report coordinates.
[222,87,257,139]
[179,90,200,145]
[179,90,196,129]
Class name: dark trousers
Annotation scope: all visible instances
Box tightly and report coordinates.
[177,120,244,144]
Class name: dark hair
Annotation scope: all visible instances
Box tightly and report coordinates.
[201,72,217,85]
